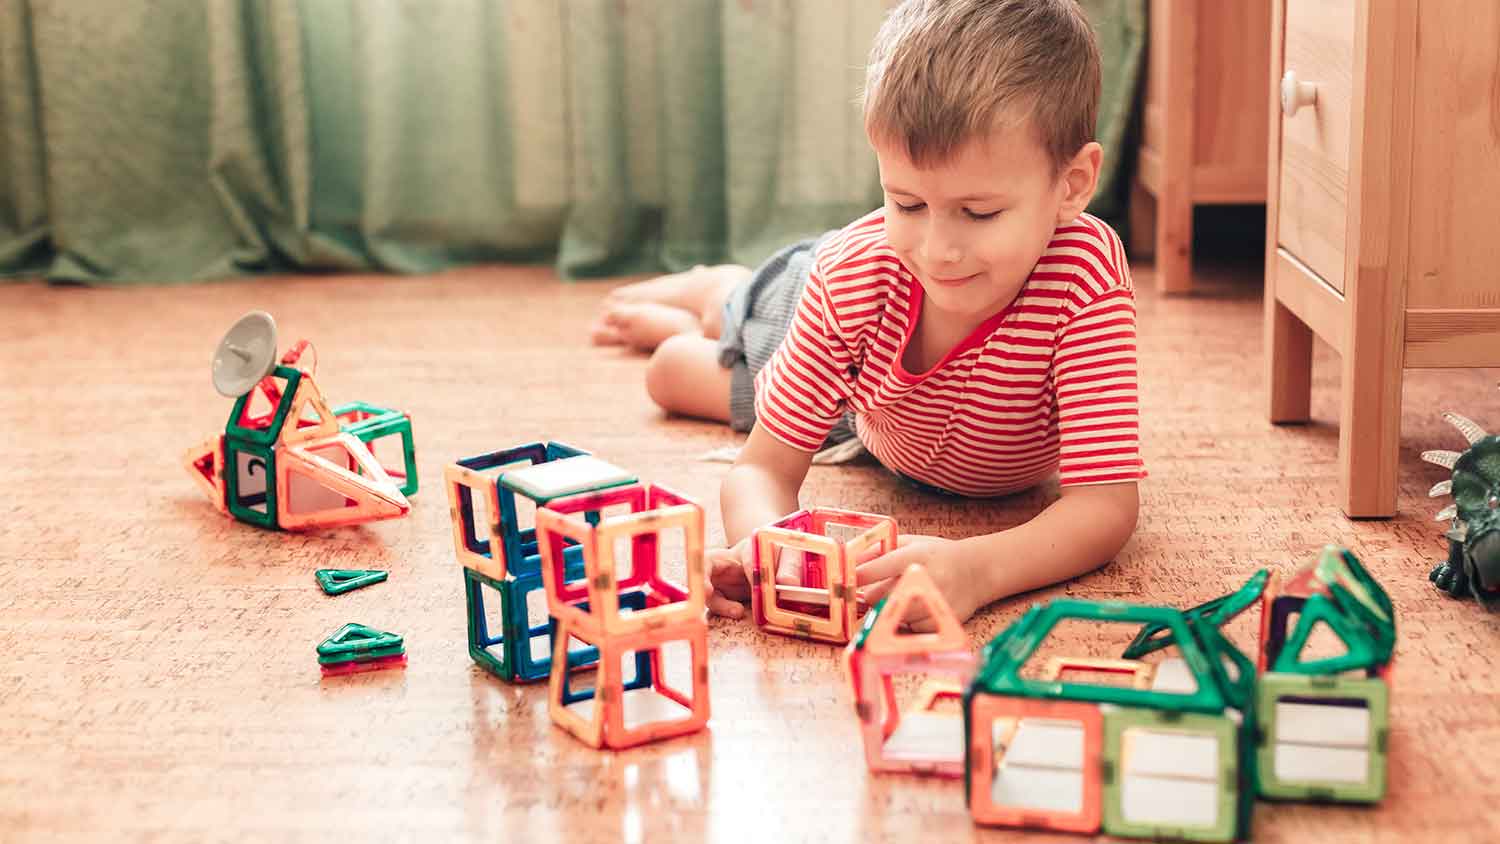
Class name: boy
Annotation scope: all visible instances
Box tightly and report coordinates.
[594,0,1143,628]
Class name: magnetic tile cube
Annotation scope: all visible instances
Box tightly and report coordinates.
[335,401,419,497]
[1102,707,1241,842]
[751,507,897,644]
[966,695,1104,833]
[1255,672,1389,803]
[535,481,712,749]
[535,482,705,638]
[463,564,598,683]
[443,441,635,582]
[549,615,710,750]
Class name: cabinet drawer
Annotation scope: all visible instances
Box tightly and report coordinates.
[1276,0,1355,293]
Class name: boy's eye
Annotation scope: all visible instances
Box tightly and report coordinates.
[965,208,1002,221]
[893,200,926,213]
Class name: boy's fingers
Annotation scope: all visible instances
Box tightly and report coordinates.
[901,602,933,623]
[905,616,938,634]
[706,547,738,569]
[708,551,752,601]
[707,591,746,619]
[855,549,913,585]
[857,577,899,608]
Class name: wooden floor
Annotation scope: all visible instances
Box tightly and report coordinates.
[2,258,1498,843]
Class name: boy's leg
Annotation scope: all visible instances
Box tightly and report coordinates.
[644,334,731,423]
[698,266,751,340]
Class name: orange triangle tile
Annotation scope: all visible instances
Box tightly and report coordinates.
[859,564,966,656]
[279,376,341,446]
[183,434,227,513]
[276,433,409,530]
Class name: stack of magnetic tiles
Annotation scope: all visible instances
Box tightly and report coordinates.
[442,441,637,682]
[443,440,712,750]
[317,623,407,677]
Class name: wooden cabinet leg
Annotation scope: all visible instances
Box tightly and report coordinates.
[1338,334,1403,519]
[1267,300,1313,423]
[1154,184,1193,294]
[1155,0,1197,294]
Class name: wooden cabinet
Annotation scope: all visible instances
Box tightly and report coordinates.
[1131,0,1271,293]
[1265,0,1500,518]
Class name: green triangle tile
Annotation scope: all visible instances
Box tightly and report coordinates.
[317,623,403,657]
[317,643,406,666]
[315,569,389,596]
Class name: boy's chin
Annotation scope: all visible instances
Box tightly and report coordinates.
[920,283,1007,319]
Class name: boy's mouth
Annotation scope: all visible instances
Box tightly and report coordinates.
[930,272,979,287]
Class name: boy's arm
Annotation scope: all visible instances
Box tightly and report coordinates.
[857,481,1139,629]
[707,423,815,618]
[721,424,814,546]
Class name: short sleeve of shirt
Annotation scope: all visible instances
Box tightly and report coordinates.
[1053,288,1147,486]
[752,252,859,452]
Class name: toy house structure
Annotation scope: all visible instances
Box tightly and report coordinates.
[964,588,1262,840]
[185,319,415,532]
[963,545,1396,839]
[442,441,635,682]
[536,481,710,749]
[751,508,898,644]
[844,564,976,776]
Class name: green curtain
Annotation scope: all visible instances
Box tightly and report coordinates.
[0,0,1143,286]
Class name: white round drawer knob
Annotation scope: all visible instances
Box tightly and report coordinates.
[1281,69,1318,118]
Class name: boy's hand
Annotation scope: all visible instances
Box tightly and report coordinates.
[705,538,753,619]
[704,537,809,619]
[855,534,978,631]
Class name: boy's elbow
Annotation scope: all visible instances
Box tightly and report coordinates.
[1103,483,1140,559]
[1076,483,1138,568]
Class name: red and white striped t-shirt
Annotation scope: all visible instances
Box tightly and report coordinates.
[753,209,1145,497]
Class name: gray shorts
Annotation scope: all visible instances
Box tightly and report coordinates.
[715,232,855,446]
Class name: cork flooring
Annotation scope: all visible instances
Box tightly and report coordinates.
[2,257,1498,843]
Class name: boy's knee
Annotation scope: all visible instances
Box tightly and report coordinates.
[645,335,691,409]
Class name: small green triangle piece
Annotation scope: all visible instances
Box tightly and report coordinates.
[317,643,406,665]
[315,569,389,596]
[317,623,403,657]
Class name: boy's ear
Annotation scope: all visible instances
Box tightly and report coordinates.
[1056,141,1103,223]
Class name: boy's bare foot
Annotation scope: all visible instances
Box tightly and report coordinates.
[589,302,701,352]
[603,264,752,316]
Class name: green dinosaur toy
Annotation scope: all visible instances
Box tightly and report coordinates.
[1422,409,1500,610]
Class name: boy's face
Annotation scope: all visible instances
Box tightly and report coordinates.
[874,122,1090,327]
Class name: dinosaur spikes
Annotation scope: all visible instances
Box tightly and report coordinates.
[1442,411,1490,446]
[1447,523,1469,542]
[1435,503,1459,522]
[1423,450,1463,470]
[1429,479,1454,498]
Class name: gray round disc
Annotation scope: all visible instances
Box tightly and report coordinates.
[212,311,278,397]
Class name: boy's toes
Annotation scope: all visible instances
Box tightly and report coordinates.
[589,314,625,346]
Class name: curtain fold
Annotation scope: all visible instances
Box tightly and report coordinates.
[0,0,1144,286]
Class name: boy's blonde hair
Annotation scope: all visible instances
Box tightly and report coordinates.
[863,0,1101,174]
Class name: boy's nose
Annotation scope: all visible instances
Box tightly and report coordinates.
[923,231,964,265]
